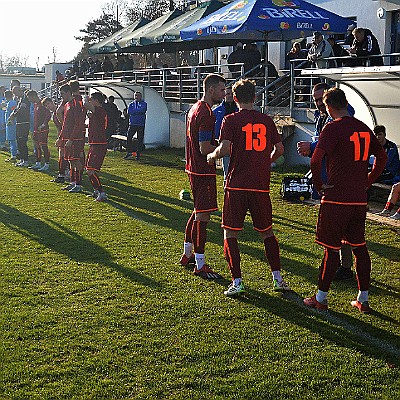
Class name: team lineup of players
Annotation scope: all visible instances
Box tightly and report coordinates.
[181,74,387,312]
[43,81,108,201]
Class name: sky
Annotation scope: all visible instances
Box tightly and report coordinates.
[1,0,112,70]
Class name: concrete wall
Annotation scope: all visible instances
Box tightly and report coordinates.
[0,73,45,92]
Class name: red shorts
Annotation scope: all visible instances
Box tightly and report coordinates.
[32,130,49,146]
[86,144,107,171]
[316,202,367,250]
[222,189,272,232]
[188,174,217,213]
[64,140,85,161]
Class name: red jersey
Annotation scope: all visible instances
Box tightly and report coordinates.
[33,102,51,133]
[61,97,86,140]
[88,106,108,145]
[314,116,386,204]
[185,100,216,175]
[220,109,281,192]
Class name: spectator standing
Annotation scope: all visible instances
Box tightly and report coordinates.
[207,79,289,295]
[344,24,356,46]
[179,74,226,279]
[371,125,400,183]
[7,86,31,167]
[348,27,383,66]
[244,43,262,74]
[103,95,121,145]
[0,86,7,150]
[55,70,64,84]
[4,90,17,161]
[327,36,348,67]
[124,91,147,161]
[307,31,333,68]
[227,42,246,76]
[101,55,114,76]
[304,88,387,313]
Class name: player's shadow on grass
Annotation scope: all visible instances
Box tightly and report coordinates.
[234,288,400,364]
[367,240,400,262]
[0,203,161,290]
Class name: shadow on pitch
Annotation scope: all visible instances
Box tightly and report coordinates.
[0,203,161,289]
[231,287,400,364]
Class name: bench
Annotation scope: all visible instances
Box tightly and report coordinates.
[369,182,392,202]
[111,134,127,151]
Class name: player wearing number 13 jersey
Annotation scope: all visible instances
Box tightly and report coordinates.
[304,88,387,313]
[207,79,290,296]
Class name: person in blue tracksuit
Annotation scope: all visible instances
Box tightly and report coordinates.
[213,86,238,185]
[0,86,6,150]
[5,90,18,160]
[124,91,147,161]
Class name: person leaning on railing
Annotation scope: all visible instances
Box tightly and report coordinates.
[347,27,384,66]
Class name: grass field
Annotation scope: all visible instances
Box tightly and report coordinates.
[0,129,399,399]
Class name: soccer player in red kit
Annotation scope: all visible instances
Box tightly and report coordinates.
[83,92,108,202]
[27,91,51,171]
[304,88,387,312]
[207,79,289,296]
[59,83,86,193]
[179,73,226,279]
[42,97,69,183]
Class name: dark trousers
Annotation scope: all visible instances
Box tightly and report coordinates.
[16,123,30,160]
[127,125,145,155]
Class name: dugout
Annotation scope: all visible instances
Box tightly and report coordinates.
[80,82,170,148]
[303,65,400,146]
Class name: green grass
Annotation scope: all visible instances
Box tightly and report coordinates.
[0,128,399,399]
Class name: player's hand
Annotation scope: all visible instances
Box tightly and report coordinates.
[320,184,334,194]
[207,154,215,165]
[65,139,73,149]
[297,141,311,157]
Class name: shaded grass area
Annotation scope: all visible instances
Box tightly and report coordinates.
[0,135,399,399]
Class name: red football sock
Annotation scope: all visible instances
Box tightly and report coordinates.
[89,173,102,191]
[224,238,241,279]
[184,212,195,243]
[353,245,371,291]
[264,235,281,271]
[318,248,340,292]
[192,220,207,254]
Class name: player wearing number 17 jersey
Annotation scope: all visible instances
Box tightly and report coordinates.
[207,79,289,296]
[304,88,387,313]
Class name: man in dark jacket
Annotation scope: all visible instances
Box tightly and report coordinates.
[349,28,383,66]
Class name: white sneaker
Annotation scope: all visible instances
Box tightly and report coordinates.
[389,212,400,220]
[38,164,49,171]
[224,281,245,296]
[61,183,76,191]
[95,191,108,202]
[87,189,100,198]
[376,209,391,217]
[29,163,41,170]
[16,160,29,167]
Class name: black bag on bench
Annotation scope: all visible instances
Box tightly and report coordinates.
[280,177,312,200]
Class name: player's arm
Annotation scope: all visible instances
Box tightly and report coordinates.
[310,146,326,193]
[367,144,388,188]
[271,142,284,164]
[207,139,230,164]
